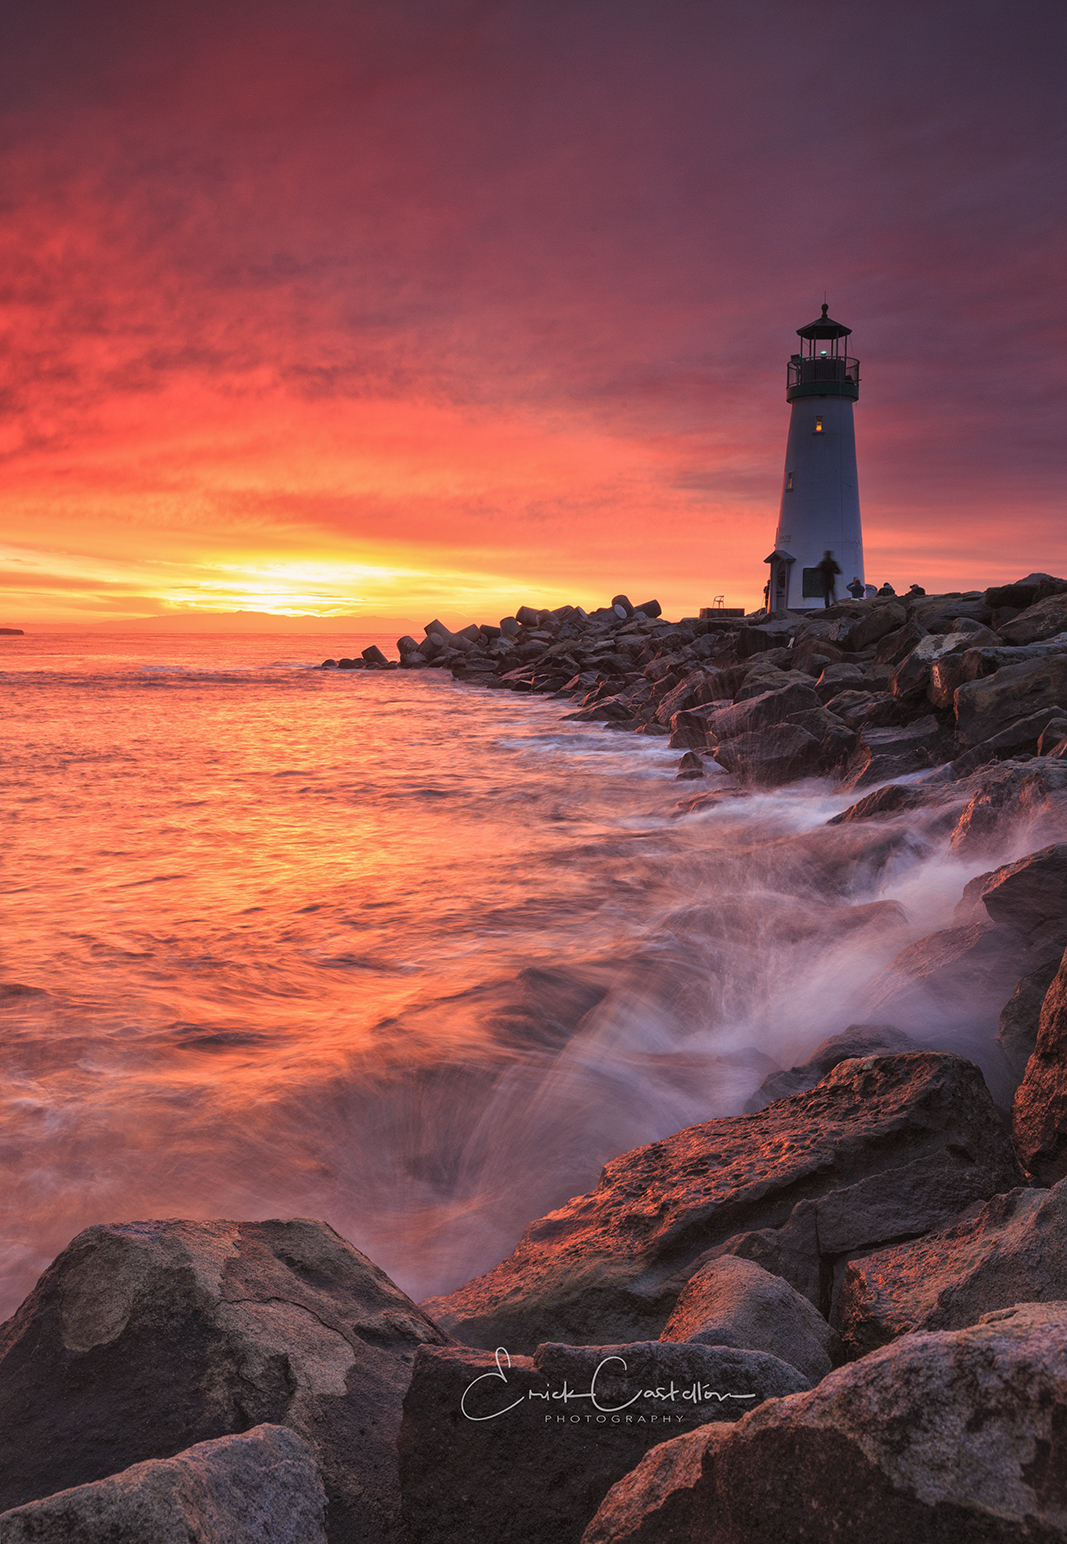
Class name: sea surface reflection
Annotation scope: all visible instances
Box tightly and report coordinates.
[0,631,1034,1316]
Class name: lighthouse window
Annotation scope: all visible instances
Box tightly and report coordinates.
[815,416,823,433]
[786,472,794,490]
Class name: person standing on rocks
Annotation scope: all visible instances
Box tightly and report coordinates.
[818,551,841,608]
[847,576,865,599]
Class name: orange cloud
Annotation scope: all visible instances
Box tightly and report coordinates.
[0,1,1064,628]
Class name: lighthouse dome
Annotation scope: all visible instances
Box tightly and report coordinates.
[797,302,852,340]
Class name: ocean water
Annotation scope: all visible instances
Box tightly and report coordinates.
[0,631,1038,1318]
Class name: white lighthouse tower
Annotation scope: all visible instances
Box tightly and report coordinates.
[764,304,863,612]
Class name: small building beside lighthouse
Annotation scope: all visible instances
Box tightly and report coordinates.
[765,304,863,612]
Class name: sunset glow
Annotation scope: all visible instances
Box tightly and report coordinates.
[2,1,1064,630]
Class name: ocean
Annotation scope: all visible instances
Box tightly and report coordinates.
[0,631,1020,1319]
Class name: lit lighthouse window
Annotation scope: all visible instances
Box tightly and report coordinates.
[815,416,823,432]
[786,472,794,490]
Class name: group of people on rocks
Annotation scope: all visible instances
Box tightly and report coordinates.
[764,551,924,610]
[818,552,924,606]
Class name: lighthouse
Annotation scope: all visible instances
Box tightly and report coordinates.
[764,304,862,612]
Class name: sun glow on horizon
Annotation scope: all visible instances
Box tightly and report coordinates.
[0,4,1062,629]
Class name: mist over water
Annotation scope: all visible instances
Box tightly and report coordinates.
[0,632,1048,1318]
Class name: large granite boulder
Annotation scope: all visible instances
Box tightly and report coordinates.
[887,633,969,701]
[659,1256,837,1384]
[928,646,985,709]
[985,573,1067,611]
[825,687,901,731]
[949,703,1067,773]
[909,590,994,631]
[706,684,821,741]
[834,1180,1067,1358]
[999,957,1062,1078]
[872,618,926,668]
[826,784,934,824]
[946,761,1067,854]
[742,1024,917,1112]
[711,724,823,786]
[955,652,1067,747]
[865,920,1026,1047]
[957,842,1067,938]
[397,1339,808,1544]
[581,1302,1067,1543]
[0,1425,325,1544]
[998,592,1067,646]
[423,1054,1023,1351]
[0,1219,450,1543]
[1014,944,1067,1184]
[838,715,950,791]
[839,600,907,653]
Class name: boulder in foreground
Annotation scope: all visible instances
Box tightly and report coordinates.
[423,1054,1023,1350]
[834,1179,1067,1358]
[398,1339,808,1544]
[0,1425,325,1544]
[581,1301,1067,1543]
[659,1255,837,1383]
[0,1218,449,1543]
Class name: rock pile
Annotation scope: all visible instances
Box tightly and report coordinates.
[581,1303,1067,1543]
[1,1038,1065,1541]
[322,575,1067,792]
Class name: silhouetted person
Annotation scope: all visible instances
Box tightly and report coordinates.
[817,550,841,608]
[847,576,865,599]
[907,583,926,597]
[877,582,896,597]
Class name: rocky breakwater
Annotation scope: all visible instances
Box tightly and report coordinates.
[2,1036,1065,1540]
[322,573,1067,796]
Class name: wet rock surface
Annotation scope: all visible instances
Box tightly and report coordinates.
[0,1218,450,1543]
[580,1302,1067,1544]
[741,1024,918,1112]
[999,956,1062,1078]
[1014,943,1067,1184]
[0,1425,326,1544]
[864,920,1029,1047]
[659,1255,838,1383]
[834,1179,1067,1357]
[398,1339,808,1544]
[422,1054,1023,1351]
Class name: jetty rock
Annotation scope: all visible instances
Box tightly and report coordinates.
[580,1301,1067,1544]
[835,1177,1067,1359]
[422,1052,1023,1350]
[0,1217,450,1544]
[862,843,1067,1064]
[373,576,1067,795]
[398,1340,808,1544]
[659,1254,839,1384]
[1014,940,1067,1184]
[741,1023,917,1112]
[0,1425,326,1544]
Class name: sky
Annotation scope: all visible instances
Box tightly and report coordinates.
[1,0,1064,630]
